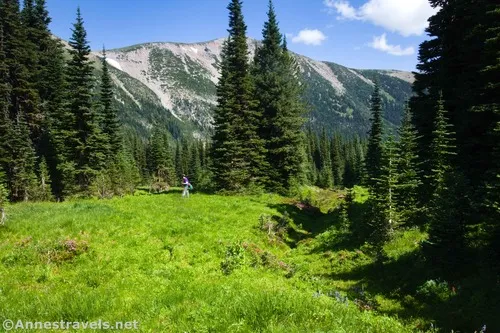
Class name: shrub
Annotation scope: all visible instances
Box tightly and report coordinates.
[220,242,245,275]
[416,279,454,303]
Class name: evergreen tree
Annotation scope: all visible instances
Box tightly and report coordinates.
[9,113,37,201]
[66,7,106,191]
[188,141,202,186]
[174,141,183,184]
[33,156,53,201]
[1,0,40,201]
[27,0,67,198]
[424,95,466,273]
[368,135,399,261]
[318,128,333,188]
[100,46,121,158]
[148,125,175,185]
[365,83,384,189]
[411,0,499,228]
[211,0,267,192]
[253,0,306,193]
[426,95,457,197]
[304,127,316,185]
[331,133,343,187]
[395,104,422,225]
[0,20,12,186]
[180,137,190,178]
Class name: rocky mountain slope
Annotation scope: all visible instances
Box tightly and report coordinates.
[88,38,414,139]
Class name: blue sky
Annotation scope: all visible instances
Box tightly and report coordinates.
[46,0,438,71]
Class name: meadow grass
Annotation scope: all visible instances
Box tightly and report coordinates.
[0,189,419,332]
[4,187,494,332]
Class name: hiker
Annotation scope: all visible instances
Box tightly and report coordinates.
[182,175,191,198]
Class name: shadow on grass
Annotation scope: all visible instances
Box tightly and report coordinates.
[268,199,500,332]
[267,202,333,244]
[325,248,500,332]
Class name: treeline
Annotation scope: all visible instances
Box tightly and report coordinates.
[304,128,365,189]
[360,0,499,277]
[0,0,133,202]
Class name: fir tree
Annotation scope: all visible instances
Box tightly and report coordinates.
[365,83,384,189]
[211,0,267,192]
[100,46,121,158]
[148,125,175,185]
[0,21,12,185]
[9,113,37,201]
[331,133,343,187]
[188,141,202,186]
[253,0,306,193]
[424,95,466,273]
[427,95,457,197]
[368,135,399,261]
[395,103,422,225]
[66,7,106,191]
[174,141,183,184]
[318,128,333,188]
[34,156,53,201]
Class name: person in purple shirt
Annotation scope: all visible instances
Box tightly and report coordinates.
[182,174,191,198]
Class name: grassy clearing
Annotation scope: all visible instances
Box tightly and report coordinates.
[0,188,497,332]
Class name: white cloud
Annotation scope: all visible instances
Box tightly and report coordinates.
[290,29,327,46]
[326,0,360,20]
[324,0,438,36]
[369,34,414,56]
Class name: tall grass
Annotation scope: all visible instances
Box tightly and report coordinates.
[0,190,425,332]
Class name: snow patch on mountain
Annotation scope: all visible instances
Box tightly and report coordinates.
[106,58,123,71]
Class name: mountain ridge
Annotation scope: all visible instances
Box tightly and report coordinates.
[61,36,414,139]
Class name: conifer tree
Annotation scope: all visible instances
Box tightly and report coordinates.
[318,128,333,188]
[27,0,67,198]
[253,0,306,193]
[426,95,457,197]
[395,104,422,225]
[9,113,37,201]
[368,135,399,261]
[411,1,499,233]
[0,21,12,185]
[424,95,466,272]
[188,141,202,186]
[66,7,106,191]
[365,83,384,189]
[34,156,53,201]
[174,141,183,184]
[331,134,343,187]
[211,0,267,192]
[148,125,175,185]
[100,46,121,158]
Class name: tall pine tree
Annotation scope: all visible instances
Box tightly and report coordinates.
[395,103,422,226]
[211,0,267,192]
[424,95,466,274]
[253,0,306,193]
[100,46,121,159]
[66,7,106,192]
[365,83,384,189]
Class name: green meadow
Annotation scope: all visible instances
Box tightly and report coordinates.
[0,188,496,332]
